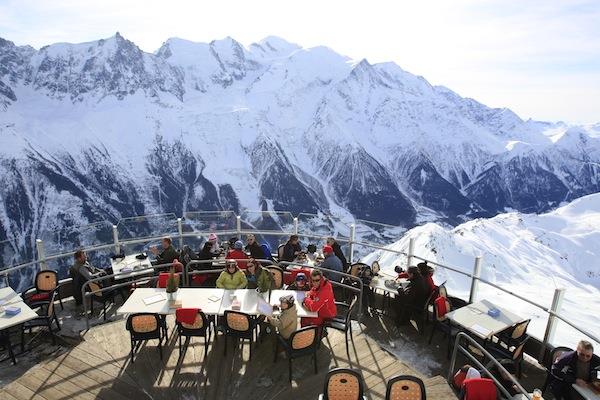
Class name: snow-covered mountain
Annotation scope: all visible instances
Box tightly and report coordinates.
[1,33,600,276]
[362,193,600,346]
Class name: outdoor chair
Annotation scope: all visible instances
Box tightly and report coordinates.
[274,325,320,382]
[268,265,284,289]
[125,313,165,363]
[21,291,61,349]
[385,375,427,400]
[223,310,256,359]
[428,295,460,359]
[318,368,367,400]
[24,270,63,310]
[541,345,573,394]
[326,296,357,357]
[175,308,212,360]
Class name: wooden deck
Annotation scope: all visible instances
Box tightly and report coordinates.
[0,314,457,400]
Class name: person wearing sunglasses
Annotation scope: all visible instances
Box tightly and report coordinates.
[244,259,272,293]
[216,260,248,290]
[550,340,600,399]
[301,269,337,331]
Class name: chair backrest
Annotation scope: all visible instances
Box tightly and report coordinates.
[433,296,451,321]
[268,265,284,289]
[36,270,58,292]
[512,340,527,360]
[510,319,530,339]
[545,346,573,370]
[88,281,103,298]
[438,284,448,299]
[463,378,496,400]
[46,291,57,318]
[386,375,427,400]
[277,244,285,259]
[177,309,207,330]
[290,325,320,351]
[224,310,252,332]
[349,263,367,277]
[323,368,365,400]
[126,313,160,334]
[345,296,358,326]
[157,273,180,288]
[371,261,380,274]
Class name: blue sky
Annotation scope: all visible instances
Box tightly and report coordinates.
[0,0,598,123]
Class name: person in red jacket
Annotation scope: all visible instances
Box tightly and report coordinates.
[395,261,436,295]
[301,269,337,328]
[226,240,249,270]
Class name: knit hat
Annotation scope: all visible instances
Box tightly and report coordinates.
[323,245,334,254]
[296,272,307,281]
[208,233,218,242]
[279,294,295,307]
[234,240,244,250]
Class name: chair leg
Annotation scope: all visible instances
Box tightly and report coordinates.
[58,294,64,310]
[158,338,163,360]
[428,323,436,344]
[131,339,135,363]
[20,327,25,352]
[178,332,182,356]
[313,353,318,374]
[103,301,107,321]
[288,358,292,383]
[48,320,56,345]
[345,330,349,357]
[249,338,252,360]
[224,335,227,356]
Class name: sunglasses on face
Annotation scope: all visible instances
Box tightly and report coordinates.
[311,278,321,283]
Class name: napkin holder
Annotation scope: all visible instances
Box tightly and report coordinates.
[5,306,21,316]
[487,308,501,318]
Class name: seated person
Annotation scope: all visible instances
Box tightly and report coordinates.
[216,260,248,290]
[395,266,429,325]
[293,251,308,265]
[267,294,298,340]
[207,233,221,256]
[70,250,106,312]
[244,259,271,293]
[326,237,348,270]
[226,240,249,269]
[287,272,310,291]
[306,244,318,263]
[281,235,302,262]
[318,245,343,282]
[150,236,179,269]
[192,242,217,286]
[550,340,600,400]
[245,234,265,260]
[301,269,337,329]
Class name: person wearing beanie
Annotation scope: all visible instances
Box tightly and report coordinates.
[287,272,310,291]
[226,240,249,269]
[207,233,221,256]
[318,244,344,282]
[267,294,298,340]
[245,234,265,260]
[216,260,248,290]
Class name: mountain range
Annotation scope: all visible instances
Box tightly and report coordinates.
[1,32,600,268]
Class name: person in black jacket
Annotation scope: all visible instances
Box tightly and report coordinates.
[395,266,429,326]
[245,234,265,260]
[326,237,348,269]
[281,235,302,262]
[550,340,600,399]
[150,237,179,270]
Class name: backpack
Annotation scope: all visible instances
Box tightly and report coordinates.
[180,245,198,267]
[261,243,274,261]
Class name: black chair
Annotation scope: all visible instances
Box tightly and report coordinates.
[125,313,165,363]
[494,319,530,349]
[277,244,285,261]
[428,296,461,359]
[541,346,573,393]
[326,296,357,357]
[318,368,366,400]
[386,375,427,400]
[88,281,121,321]
[21,291,61,349]
[24,269,63,310]
[485,336,529,378]
[267,265,284,289]
[274,325,320,382]
[0,329,16,364]
[223,310,256,360]
[175,310,212,360]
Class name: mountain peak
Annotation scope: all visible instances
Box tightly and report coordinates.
[250,36,301,58]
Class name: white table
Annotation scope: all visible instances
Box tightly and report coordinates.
[110,254,153,281]
[269,289,318,318]
[0,287,39,331]
[117,288,225,315]
[370,273,409,295]
[572,383,600,400]
[446,299,525,339]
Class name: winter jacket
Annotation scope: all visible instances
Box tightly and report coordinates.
[551,350,600,384]
[398,273,429,310]
[303,278,337,320]
[270,304,298,339]
[216,268,248,290]
[155,245,179,266]
[319,253,344,282]
[245,267,272,293]
[331,242,348,268]
[226,249,249,269]
[281,242,302,262]
[245,242,265,260]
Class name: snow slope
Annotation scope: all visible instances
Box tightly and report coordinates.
[362,193,600,347]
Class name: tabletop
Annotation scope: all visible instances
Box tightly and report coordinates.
[117,288,226,315]
[572,383,600,400]
[370,273,408,295]
[110,254,154,281]
[0,287,39,331]
[446,299,525,339]
[269,289,317,318]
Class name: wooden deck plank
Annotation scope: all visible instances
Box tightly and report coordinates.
[3,379,48,400]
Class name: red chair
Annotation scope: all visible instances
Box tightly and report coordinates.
[156,273,180,288]
[463,378,496,400]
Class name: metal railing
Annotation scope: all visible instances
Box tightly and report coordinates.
[1,210,598,361]
[449,332,532,399]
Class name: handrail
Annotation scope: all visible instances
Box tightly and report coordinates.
[449,332,532,400]
[1,210,598,354]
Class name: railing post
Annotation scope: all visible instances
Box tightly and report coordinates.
[539,287,566,361]
[348,224,356,264]
[112,225,120,254]
[177,217,183,250]
[236,215,241,238]
[36,239,47,270]
[293,217,299,235]
[407,237,415,269]
[469,256,482,304]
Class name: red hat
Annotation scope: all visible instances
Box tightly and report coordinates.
[323,245,334,254]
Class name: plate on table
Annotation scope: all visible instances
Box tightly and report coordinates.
[384,280,401,290]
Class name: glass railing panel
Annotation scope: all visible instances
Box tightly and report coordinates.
[40,221,114,257]
[552,292,600,349]
[0,238,34,270]
[297,213,351,240]
[116,213,178,241]
[354,219,406,247]
[183,211,237,233]
[240,211,295,233]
